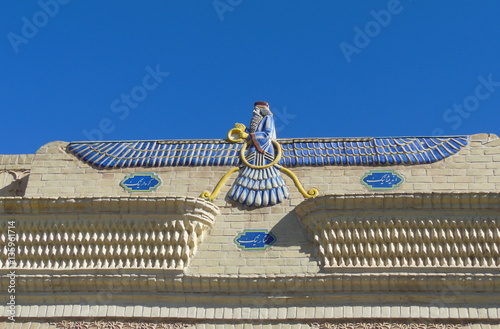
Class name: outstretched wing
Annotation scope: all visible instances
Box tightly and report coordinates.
[67,140,243,169]
[68,136,469,169]
[278,136,469,166]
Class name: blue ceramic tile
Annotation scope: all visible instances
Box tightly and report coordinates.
[361,170,404,190]
[234,230,277,250]
[74,136,420,169]
[120,173,162,192]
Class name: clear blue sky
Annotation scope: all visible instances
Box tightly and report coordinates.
[1,1,499,154]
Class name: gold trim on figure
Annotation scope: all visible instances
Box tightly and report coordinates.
[227,123,248,143]
[240,140,282,169]
[201,167,240,200]
[279,166,319,198]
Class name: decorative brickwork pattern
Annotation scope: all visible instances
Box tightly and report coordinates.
[296,193,500,268]
[3,321,495,329]
[5,217,209,270]
[0,197,218,270]
[52,320,190,329]
[310,321,465,329]
[307,216,499,268]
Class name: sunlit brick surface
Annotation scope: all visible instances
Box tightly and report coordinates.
[1,133,499,327]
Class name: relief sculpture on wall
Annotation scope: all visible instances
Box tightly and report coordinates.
[67,101,468,208]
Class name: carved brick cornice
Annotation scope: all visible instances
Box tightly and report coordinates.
[295,193,500,269]
[14,320,475,329]
[0,196,219,221]
[294,193,500,216]
[47,320,472,329]
[0,196,219,271]
[7,271,500,296]
[309,321,465,329]
[0,169,30,177]
[52,320,190,329]
[0,169,30,196]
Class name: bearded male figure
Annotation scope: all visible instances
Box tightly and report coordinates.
[227,101,290,207]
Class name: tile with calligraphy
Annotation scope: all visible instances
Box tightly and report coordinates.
[234,229,277,250]
[361,170,404,190]
[120,173,162,192]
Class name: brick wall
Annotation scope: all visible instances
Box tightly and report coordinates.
[24,134,500,199]
[1,134,499,327]
[14,133,499,276]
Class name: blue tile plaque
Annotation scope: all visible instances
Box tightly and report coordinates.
[361,170,404,190]
[120,173,162,192]
[234,230,277,250]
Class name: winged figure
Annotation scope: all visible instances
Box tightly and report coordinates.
[67,101,469,208]
[226,101,289,206]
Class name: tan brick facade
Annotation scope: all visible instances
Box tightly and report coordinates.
[23,134,500,199]
[1,133,499,328]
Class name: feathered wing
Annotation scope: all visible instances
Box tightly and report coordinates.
[67,136,469,170]
[278,136,469,167]
[227,166,289,207]
[67,140,243,169]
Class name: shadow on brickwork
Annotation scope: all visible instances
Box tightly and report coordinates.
[269,211,320,268]
[0,174,29,196]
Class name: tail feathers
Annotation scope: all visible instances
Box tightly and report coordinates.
[228,167,289,207]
